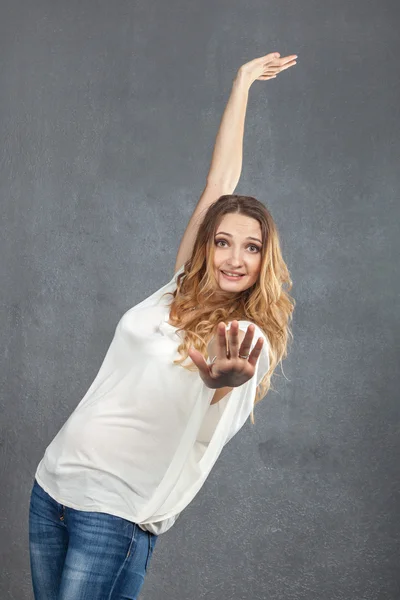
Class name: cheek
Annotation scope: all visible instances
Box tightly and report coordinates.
[250,255,262,272]
[213,249,223,266]
[248,260,262,282]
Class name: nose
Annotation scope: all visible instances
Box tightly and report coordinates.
[226,253,243,268]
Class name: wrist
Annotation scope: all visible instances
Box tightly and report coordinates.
[233,68,253,91]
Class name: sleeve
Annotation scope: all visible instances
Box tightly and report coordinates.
[138,320,270,525]
[222,320,270,445]
[196,394,231,444]
[196,320,270,445]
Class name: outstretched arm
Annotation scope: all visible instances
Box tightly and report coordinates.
[174,72,251,274]
[174,51,297,274]
[206,67,252,190]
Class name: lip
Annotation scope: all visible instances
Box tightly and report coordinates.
[221,270,245,279]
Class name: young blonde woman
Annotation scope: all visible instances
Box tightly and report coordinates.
[29,51,297,600]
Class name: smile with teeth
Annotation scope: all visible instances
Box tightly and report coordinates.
[221,271,244,278]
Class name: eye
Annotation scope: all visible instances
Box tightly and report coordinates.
[215,239,261,253]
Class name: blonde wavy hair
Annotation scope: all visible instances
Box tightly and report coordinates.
[163,195,295,424]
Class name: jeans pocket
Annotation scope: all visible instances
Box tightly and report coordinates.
[124,522,138,559]
[144,533,157,572]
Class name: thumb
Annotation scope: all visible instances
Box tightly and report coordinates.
[188,347,210,378]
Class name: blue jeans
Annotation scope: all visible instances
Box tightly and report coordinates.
[29,479,158,599]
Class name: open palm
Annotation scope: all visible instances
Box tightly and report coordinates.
[188,320,265,390]
[239,51,297,84]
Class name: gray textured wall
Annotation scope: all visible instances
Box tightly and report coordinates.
[1,0,399,598]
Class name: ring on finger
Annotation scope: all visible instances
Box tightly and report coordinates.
[210,351,249,364]
[215,352,250,360]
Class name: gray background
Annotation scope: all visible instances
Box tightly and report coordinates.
[1,0,399,598]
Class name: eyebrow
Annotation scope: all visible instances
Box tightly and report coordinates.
[215,231,262,244]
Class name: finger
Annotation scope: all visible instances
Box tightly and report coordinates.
[265,59,297,74]
[283,59,298,68]
[227,320,240,358]
[263,67,281,75]
[188,347,218,385]
[188,347,208,374]
[263,54,295,67]
[238,324,256,357]
[259,61,296,80]
[262,70,281,78]
[216,321,229,359]
[278,60,297,71]
[259,52,281,62]
[275,54,298,66]
[247,337,265,368]
[255,52,281,67]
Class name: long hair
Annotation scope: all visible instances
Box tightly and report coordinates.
[163,195,295,424]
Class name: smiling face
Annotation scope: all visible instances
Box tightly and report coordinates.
[212,212,263,292]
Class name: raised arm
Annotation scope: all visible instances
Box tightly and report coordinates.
[174,51,297,274]
[174,71,251,274]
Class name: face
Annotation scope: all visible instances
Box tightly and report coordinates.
[212,213,263,292]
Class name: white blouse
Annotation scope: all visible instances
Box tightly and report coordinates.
[35,266,270,535]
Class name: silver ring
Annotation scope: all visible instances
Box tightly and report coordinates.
[211,353,249,363]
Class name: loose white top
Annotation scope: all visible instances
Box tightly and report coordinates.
[35,267,269,535]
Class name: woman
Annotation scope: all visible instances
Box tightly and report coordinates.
[29,51,297,599]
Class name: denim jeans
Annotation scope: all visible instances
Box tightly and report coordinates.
[29,479,158,599]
